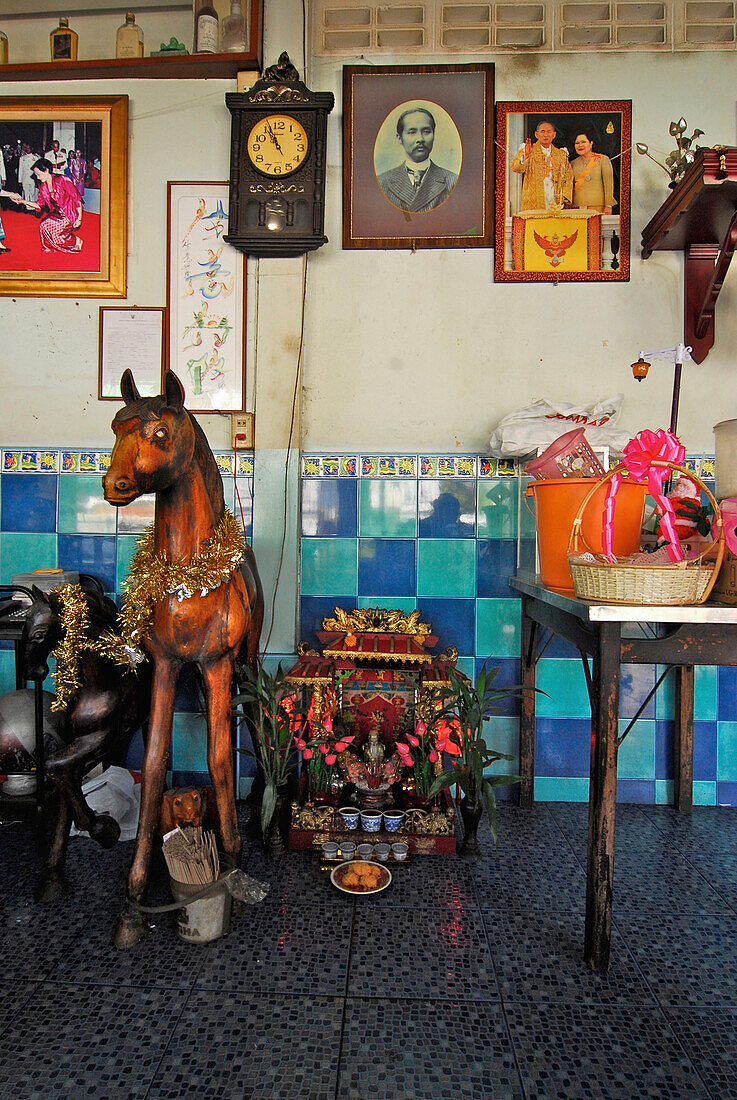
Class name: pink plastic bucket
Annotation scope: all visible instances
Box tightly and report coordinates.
[525,428,606,481]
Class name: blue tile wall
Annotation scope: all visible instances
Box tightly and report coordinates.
[0,449,256,783]
[300,452,737,808]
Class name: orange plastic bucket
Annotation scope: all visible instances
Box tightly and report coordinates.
[526,477,647,593]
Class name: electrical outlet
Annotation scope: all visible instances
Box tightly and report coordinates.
[231,412,254,450]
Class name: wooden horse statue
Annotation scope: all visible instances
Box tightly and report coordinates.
[21,582,151,903]
[102,369,263,948]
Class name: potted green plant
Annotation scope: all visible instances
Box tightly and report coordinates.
[428,664,520,860]
[232,661,306,854]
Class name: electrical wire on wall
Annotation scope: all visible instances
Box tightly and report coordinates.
[263,251,309,653]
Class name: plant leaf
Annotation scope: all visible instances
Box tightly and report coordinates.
[261,780,278,839]
[482,780,499,847]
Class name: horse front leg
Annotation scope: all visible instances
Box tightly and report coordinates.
[114,659,178,949]
[34,789,71,903]
[46,731,121,849]
[203,655,241,864]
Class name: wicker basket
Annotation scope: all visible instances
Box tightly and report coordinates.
[567,460,724,605]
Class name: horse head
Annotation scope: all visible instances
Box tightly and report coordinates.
[102,369,196,506]
[22,587,63,681]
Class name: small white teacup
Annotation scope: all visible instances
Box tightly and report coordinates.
[391,841,409,862]
[357,843,374,860]
[322,841,339,860]
[374,842,391,862]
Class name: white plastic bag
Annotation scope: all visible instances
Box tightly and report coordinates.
[70,765,140,842]
[489,394,631,458]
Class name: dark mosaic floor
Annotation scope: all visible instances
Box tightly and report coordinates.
[1,801,736,1099]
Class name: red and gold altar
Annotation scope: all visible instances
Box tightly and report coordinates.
[286,607,460,855]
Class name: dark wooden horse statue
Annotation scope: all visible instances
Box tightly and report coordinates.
[103,369,263,948]
[22,583,151,903]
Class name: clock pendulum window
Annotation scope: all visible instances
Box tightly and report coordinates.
[224,56,335,258]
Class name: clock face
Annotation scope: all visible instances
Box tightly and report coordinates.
[247,114,309,177]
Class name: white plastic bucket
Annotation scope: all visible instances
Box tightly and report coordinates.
[169,860,233,944]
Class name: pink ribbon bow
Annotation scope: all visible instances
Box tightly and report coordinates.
[602,429,686,562]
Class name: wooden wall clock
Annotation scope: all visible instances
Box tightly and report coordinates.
[225,55,334,258]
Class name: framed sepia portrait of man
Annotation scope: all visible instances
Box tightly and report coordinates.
[495,100,632,283]
[343,64,494,250]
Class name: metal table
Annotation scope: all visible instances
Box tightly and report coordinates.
[510,571,737,973]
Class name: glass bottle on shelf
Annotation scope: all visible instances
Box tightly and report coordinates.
[50,17,78,61]
[116,12,144,58]
[0,29,8,66]
[221,0,247,52]
[194,1,219,54]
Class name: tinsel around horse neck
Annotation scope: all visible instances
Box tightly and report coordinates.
[50,512,245,705]
[115,509,245,664]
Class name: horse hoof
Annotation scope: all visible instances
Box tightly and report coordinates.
[90,813,121,849]
[33,871,68,903]
[113,907,146,949]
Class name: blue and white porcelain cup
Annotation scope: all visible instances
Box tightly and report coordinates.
[383,810,405,834]
[360,810,383,833]
[339,806,359,831]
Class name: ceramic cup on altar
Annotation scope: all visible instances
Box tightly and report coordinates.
[374,842,391,862]
[383,810,405,833]
[338,806,359,831]
[360,810,383,832]
[357,843,374,860]
[322,841,339,860]
[391,842,409,861]
[339,840,356,860]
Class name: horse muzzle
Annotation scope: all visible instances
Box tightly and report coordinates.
[102,473,139,506]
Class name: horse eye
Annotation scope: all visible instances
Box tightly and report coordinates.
[154,427,167,440]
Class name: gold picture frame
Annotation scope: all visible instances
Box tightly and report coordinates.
[0,94,128,297]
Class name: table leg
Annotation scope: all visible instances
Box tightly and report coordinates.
[584,622,620,974]
[673,665,694,813]
[519,596,536,810]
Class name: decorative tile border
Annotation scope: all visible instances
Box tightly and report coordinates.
[1,449,254,478]
[301,453,717,481]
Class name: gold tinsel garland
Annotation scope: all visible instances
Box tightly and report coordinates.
[49,511,245,711]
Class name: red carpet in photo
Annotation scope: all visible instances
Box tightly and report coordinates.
[0,206,101,272]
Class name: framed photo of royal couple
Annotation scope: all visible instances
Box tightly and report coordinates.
[495,100,632,282]
[0,95,128,297]
[343,63,495,250]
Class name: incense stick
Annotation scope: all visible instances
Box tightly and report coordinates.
[163,826,220,885]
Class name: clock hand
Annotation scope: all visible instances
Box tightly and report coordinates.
[264,121,284,155]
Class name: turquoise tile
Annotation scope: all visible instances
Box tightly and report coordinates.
[655,664,674,720]
[417,539,475,597]
[693,780,716,806]
[0,533,57,582]
[536,658,590,718]
[357,596,417,615]
[455,655,475,680]
[483,716,519,776]
[717,721,737,781]
[535,776,589,801]
[58,475,116,535]
[172,710,208,771]
[301,538,357,597]
[477,480,518,539]
[476,598,520,658]
[618,719,655,780]
[695,665,717,721]
[359,479,417,538]
[655,779,674,804]
[116,535,141,590]
[519,478,537,538]
[0,649,16,696]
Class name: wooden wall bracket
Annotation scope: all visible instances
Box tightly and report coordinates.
[641,148,737,363]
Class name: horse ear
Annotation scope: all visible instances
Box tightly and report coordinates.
[31,584,50,604]
[164,371,185,411]
[120,369,141,406]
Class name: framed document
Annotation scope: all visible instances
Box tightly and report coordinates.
[99,307,165,400]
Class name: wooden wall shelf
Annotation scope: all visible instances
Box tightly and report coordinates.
[0,52,259,82]
[641,147,737,363]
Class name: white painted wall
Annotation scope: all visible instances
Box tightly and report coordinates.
[0,8,735,455]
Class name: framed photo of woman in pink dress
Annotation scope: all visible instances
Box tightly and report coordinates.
[0,95,127,297]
